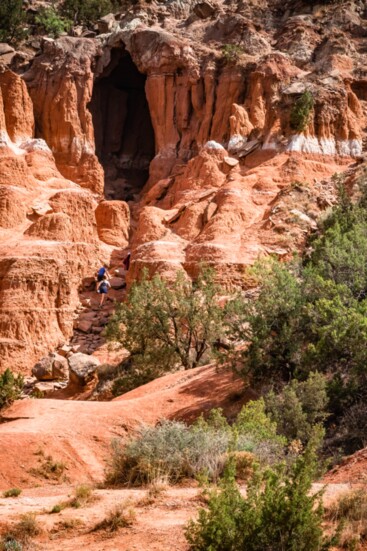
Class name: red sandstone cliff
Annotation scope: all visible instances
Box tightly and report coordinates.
[0,0,367,372]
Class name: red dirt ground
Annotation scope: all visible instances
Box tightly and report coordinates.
[0,364,363,550]
[0,364,252,489]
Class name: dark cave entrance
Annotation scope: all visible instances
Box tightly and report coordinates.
[89,49,155,200]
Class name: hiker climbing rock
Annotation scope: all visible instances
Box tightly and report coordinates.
[97,275,111,307]
[96,264,111,289]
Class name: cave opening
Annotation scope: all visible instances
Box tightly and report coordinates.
[89,49,155,200]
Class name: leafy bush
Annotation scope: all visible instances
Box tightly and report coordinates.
[0,539,22,551]
[106,268,229,393]
[107,404,286,486]
[225,258,306,382]
[186,430,335,551]
[60,0,114,26]
[3,488,21,498]
[0,0,26,43]
[50,504,64,514]
[0,369,23,410]
[107,420,230,485]
[234,398,282,443]
[230,186,367,396]
[35,7,71,38]
[290,91,314,132]
[221,44,244,63]
[339,401,367,452]
[265,372,328,443]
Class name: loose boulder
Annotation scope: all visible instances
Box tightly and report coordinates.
[97,13,117,34]
[32,353,69,381]
[68,353,100,386]
[194,1,216,19]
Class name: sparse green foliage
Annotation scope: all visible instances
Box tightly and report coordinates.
[35,7,71,38]
[234,398,284,444]
[106,268,228,394]
[0,539,23,551]
[231,187,367,404]
[3,488,21,498]
[290,91,314,132]
[0,0,26,43]
[0,369,23,410]
[226,258,306,382]
[50,504,64,514]
[266,372,328,443]
[49,484,93,513]
[30,455,67,481]
[221,44,244,63]
[1,513,40,548]
[107,404,285,486]
[186,430,334,551]
[60,0,114,26]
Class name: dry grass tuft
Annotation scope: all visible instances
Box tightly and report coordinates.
[2,489,21,499]
[92,504,136,533]
[49,484,95,513]
[0,512,41,548]
[30,455,67,481]
[326,488,367,550]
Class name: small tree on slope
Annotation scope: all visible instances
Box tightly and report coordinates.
[106,268,228,386]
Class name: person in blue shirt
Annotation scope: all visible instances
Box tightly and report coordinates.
[96,264,111,283]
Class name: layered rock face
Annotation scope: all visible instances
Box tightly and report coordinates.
[0,67,129,372]
[1,0,367,372]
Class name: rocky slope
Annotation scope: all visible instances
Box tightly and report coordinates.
[1,0,367,372]
[0,364,247,488]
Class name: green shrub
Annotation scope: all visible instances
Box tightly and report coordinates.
[186,430,335,551]
[265,372,328,443]
[290,91,314,132]
[0,369,23,410]
[107,404,286,486]
[0,539,23,551]
[221,44,244,63]
[234,398,283,443]
[225,258,306,382]
[35,7,71,38]
[60,0,114,26]
[106,268,229,393]
[0,0,26,43]
[339,401,367,452]
[107,420,230,485]
[222,175,367,457]
[3,488,21,498]
[50,504,64,514]
[229,187,367,396]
